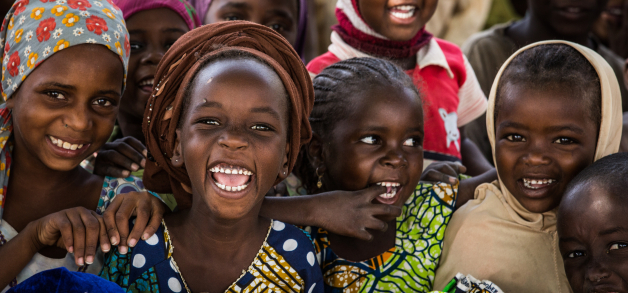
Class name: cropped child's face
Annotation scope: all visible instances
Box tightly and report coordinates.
[174,58,290,220]
[7,45,123,171]
[529,0,608,36]
[319,83,424,207]
[358,0,438,41]
[122,8,188,125]
[559,183,628,293]
[494,84,598,213]
[204,0,298,46]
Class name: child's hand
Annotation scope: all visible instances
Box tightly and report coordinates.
[314,185,401,241]
[421,162,467,184]
[33,207,108,266]
[93,137,147,178]
[102,191,166,254]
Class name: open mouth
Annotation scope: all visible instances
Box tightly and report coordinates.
[376,181,401,199]
[137,77,154,93]
[556,6,590,18]
[210,163,253,192]
[49,135,86,150]
[522,178,556,190]
[389,5,416,20]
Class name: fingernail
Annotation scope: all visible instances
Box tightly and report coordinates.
[86,256,94,265]
[129,238,137,247]
[140,158,146,168]
[119,246,128,255]
[110,237,118,245]
[102,243,110,253]
[77,257,84,266]
[142,149,148,157]
[142,233,150,240]
[131,163,140,171]
[449,177,458,184]
[68,246,74,253]
[122,170,130,177]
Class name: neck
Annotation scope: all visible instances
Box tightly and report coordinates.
[508,13,592,48]
[117,112,145,144]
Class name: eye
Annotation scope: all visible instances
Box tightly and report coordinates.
[553,137,575,144]
[92,98,112,107]
[360,136,378,145]
[225,15,241,21]
[165,42,175,50]
[567,251,586,258]
[609,243,628,251]
[403,137,420,147]
[130,42,142,51]
[269,23,284,32]
[251,124,271,131]
[506,134,526,142]
[200,119,219,126]
[46,91,66,100]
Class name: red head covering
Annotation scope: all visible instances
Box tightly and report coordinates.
[114,0,202,30]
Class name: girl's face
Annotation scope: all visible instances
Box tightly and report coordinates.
[358,0,438,41]
[204,0,298,46]
[494,84,598,213]
[122,8,189,124]
[316,83,424,207]
[559,183,628,293]
[529,0,608,37]
[7,45,124,171]
[173,58,290,220]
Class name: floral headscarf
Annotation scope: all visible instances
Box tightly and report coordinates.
[0,0,130,223]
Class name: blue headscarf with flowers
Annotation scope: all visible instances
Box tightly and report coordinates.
[0,0,130,223]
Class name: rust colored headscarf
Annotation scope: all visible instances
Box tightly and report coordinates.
[142,21,314,209]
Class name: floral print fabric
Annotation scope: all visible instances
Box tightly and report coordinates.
[308,182,458,292]
[0,0,130,223]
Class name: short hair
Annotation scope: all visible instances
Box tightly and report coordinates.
[565,152,628,201]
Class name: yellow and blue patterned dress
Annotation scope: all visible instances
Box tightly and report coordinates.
[100,219,324,293]
[308,182,458,293]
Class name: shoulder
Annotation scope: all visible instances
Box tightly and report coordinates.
[306,52,341,75]
[266,220,318,269]
[408,181,459,210]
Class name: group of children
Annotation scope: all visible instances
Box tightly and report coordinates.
[0,0,627,293]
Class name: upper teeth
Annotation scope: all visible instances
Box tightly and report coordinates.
[523,178,555,189]
[376,182,401,187]
[49,136,84,150]
[565,7,582,13]
[139,79,154,87]
[391,5,415,19]
[210,166,253,176]
[376,182,400,199]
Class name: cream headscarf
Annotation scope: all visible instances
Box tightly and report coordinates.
[433,41,623,292]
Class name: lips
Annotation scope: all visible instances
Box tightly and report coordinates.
[522,178,556,189]
[210,163,253,192]
[389,5,416,20]
[46,135,91,158]
[137,77,154,93]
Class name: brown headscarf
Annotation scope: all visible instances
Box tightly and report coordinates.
[142,21,314,209]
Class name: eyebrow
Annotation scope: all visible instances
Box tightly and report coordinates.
[599,227,627,236]
[162,28,187,34]
[196,101,222,110]
[497,121,528,130]
[265,9,294,20]
[250,106,281,121]
[545,125,585,135]
[219,2,251,10]
[558,236,579,244]
[41,82,120,96]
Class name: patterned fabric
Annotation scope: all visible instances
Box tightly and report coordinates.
[113,0,201,31]
[308,182,458,292]
[0,0,130,224]
[6,267,125,293]
[439,274,504,293]
[101,219,324,293]
[1,176,147,293]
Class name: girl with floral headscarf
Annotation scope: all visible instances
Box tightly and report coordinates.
[0,0,165,290]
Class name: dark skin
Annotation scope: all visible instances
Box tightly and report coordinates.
[166,58,291,293]
[94,8,190,179]
[0,44,165,288]
[204,0,298,46]
[558,183,628,293]
[494,84,599,213]
[507,0,609,49]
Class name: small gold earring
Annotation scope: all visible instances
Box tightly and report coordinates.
[316,167,323,189]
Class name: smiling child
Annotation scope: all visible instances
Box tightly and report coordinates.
[558,152,628,293]
[100,21,323,293]
[433,41,624,292]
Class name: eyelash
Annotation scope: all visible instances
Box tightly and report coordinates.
[46,91,66,101]
[610,243,628,251]
[360,136,421,147]
[553,137,575,144]
[506,134,526,142]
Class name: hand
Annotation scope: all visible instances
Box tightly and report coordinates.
[93,137,146,178]
[102,191,166,254]
[313,185,401,241]
[33,207,109,266]
[421,161,467,184]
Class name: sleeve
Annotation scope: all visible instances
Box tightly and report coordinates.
[298,231,325,293]
[456,56,487,127]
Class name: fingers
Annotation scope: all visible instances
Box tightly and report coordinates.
[127,197,150,248]
[93,211,111,253]
[361,185,388,201]
[100,144,144,171]
[114,197,135,254]
[141,197,166,242]
[103,196,122,251]
[94,164,133,179]
[65,210,87,266]
[51,213,75,253]
[79,210,101,265]
[369,204,402,219]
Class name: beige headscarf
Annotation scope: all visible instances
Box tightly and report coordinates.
[433,41,623,292]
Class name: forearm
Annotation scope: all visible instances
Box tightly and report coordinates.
[260,195,318,227]
[456,168,497,209]
[460,137,493,176]
[0,222,43,288]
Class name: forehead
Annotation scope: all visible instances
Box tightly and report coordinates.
[211,0,298,14]
[559,183,628,233]
[126,8,189,31]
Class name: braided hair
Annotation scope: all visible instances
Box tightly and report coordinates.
[296,57,420,193]
[496,44,602,129]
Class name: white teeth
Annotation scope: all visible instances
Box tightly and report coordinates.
[391,11,414,19]
[225,169,232,174]
[49,136,85,151]
[210,165,254,192]
[565,7,582,13]
[215,182,248,192]
[139,79,154,87]
[523,178,556,189]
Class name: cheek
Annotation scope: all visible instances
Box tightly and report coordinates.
[326,144,376,189]
[494,143,517,179]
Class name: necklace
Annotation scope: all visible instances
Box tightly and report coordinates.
[163,219,274,293]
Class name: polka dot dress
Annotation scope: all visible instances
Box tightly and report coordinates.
[100,219,324,293]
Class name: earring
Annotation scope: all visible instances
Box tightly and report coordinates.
[283,171,286,175]
[315,167,323,189]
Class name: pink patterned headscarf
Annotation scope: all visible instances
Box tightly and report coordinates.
[114,0,201,30]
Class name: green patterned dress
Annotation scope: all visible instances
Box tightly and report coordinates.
[306,182,458,292]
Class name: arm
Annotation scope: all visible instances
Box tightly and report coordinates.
[460,125,493,176]
[456,168,497,209]
[0,223,42,288]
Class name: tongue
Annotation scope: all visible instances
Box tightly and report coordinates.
[213,173,249,187]
[386,186,393,193]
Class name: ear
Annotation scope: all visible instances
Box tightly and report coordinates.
[278,142,290,180]
[171,129,184,168]
[306,132,325,171]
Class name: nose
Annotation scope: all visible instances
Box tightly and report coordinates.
[141,47,163,65]
[218,129,248,151]
[523,141,551,166]
[64,103,92,132]
[379,145,407,169]
[586,257,612,284]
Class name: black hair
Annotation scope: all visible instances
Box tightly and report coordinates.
[564,152,628,202]
[177,48,290,129]
[296,57,420,193]
[495,44,602,130]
